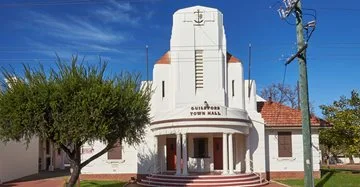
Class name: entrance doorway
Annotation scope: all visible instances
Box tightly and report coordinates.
[166,138,176,170]
[213,137,223,170]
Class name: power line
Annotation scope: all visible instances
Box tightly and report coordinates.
[4,42,360,50]
[317,7,360,12]
[0,0,154,8]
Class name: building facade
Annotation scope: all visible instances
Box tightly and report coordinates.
[0,137,39,184]
[81,5,326,182]
[38,138,68,172]
[0,78,39,184]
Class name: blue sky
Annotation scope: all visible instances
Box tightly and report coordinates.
[0,0,359,116]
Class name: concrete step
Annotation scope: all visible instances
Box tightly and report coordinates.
[138,173,268,187]
[145,175,259,183]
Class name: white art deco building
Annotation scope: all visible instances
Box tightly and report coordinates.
[81,5,326,186]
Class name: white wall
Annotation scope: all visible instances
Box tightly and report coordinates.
[249,117,266,173]
[265,129,321,172]
[338,157,360,164]
[244,79,267,173]
[136,128,157,174]
[81,140,138,174]
[0,137,39,183]
[152,64,173,114]
[244,80,257,112]
[227,63,245,109]
[167,6,228,108]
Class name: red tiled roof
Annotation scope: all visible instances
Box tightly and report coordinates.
[227,52,241,63]
[156,51,170,64]
[155,51,241,64]
[257,101,329,127]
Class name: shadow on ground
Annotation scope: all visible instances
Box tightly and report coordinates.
[0,168,70,187]
[315,170,334,187]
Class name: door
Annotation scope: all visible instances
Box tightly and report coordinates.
[166,138,176,170]
[213,137,223,170]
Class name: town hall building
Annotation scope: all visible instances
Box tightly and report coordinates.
[80,5,327,186]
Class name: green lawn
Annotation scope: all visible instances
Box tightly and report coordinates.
[277,170,360,187]
[80,180,127,187]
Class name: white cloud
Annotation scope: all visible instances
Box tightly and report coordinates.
[28,11,127,43]
[145,10,155,20]
[18,1,154,61]
[93,0,141,25]
[109,0,133,12]
[23,36,126,60]
[95,8,140,25]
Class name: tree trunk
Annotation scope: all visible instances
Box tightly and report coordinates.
[63,140,116,187]
[67,147,81,187]
[349,155,354,164]
[334,154,338,165]
[325,148,330,165]
[67,164,81,187]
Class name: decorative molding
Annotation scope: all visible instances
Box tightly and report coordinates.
[151,118,251,125]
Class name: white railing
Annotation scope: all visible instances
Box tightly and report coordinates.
[248,159,268,184]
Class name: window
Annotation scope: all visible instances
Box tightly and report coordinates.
[108,140,122,160]
[194,138,208,158]
[278,132,292,157]
[162,81,165,98]
[232,80,235,96]
[195,50,204,89]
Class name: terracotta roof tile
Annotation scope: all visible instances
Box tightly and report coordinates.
[227,52,241,63]
[156,51,170,64]
[257,101,329,127]
[156,51,241,64]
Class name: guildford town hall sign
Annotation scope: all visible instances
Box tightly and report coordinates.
[190,105,222,116]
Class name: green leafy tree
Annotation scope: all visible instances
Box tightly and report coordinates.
[0,57,151,187]
[319,127,342,164]
[320,90,360,164]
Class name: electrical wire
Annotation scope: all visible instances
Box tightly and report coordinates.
[0,0,154,8]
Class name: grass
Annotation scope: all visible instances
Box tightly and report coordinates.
[277,169,360,187]
[79,180,127,187]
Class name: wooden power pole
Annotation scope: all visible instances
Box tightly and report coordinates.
[294,1,314,186]
[278,0,315,186]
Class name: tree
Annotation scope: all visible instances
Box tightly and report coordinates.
[0,57,151,187]
[319,126,342,165]
[260,82,315,113]
[260,83,299,108]
[319,90,360,164]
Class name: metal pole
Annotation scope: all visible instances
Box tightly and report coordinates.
[146,45,149,81]
[294,1,314,186]
[248,43,251,98]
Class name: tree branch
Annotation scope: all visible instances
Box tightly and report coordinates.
[59,143,73,158]
[80,140,117,169]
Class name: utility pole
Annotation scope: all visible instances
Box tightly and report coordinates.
[278,0,315,186]
[294,1,314,186]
